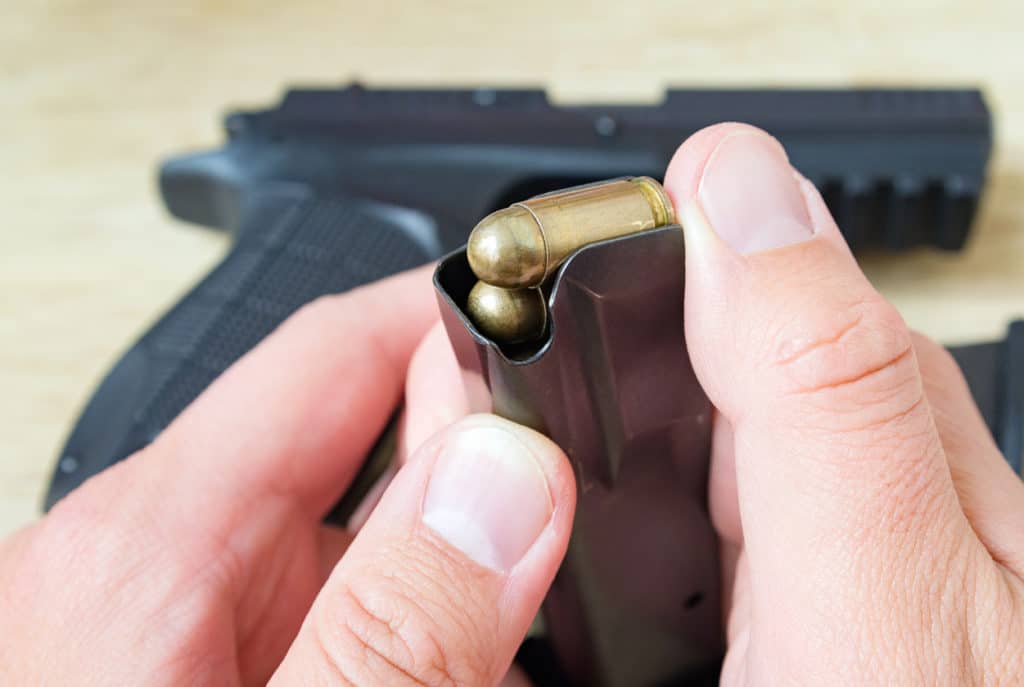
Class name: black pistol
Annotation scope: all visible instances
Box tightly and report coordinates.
[48,86,995,513]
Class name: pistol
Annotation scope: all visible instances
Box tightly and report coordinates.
[47,86,995,508]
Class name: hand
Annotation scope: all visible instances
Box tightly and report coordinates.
[0,267,575,686]
[4,125,1022,687]
[664,124,1024,684]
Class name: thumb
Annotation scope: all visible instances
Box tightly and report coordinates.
[271,414,575,687]
[664,125,973,628]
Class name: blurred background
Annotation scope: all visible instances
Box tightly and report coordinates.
[2,1,1022,536]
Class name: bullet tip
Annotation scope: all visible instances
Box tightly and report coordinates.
[466,281,546,345]
[467,207,546,288]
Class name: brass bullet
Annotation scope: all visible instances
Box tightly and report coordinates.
[467,176,675,289]
[466,281,547,344]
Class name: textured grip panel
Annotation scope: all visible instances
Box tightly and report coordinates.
[46,189,434,509]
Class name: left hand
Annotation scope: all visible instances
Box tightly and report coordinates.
[0,266,576,686]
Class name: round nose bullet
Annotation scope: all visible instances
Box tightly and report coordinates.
[467,206,547,289]
[466,281,547,344]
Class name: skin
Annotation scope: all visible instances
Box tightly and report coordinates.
[1,124,1022,686]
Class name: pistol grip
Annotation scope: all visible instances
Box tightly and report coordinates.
[47,187,439,510]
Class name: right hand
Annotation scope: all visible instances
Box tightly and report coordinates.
[665,123,1024,685]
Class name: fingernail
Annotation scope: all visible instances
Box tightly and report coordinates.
[422,425,552,571]
[698,131,815,254]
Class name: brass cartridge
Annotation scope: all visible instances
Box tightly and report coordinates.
[467,176,675,289]
[466,281,546,345]
[465,177,675,344]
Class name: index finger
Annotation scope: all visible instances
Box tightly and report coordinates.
[142,265,440,524]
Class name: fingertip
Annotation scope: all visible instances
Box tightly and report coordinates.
[664,122,783,210]
[395,414,571,581]
[353,412,575,577]
[458,414,576,499]
[443,415,577,536]
[292,413,574,686]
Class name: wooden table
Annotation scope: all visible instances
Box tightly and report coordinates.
[3,1,1022,536]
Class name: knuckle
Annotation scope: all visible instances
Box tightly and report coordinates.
[43,478,120,557]
[763,296,953,533]
[313,543,495,687]
[769,295,922,431]
[45,460,147,548]
[289,294,344,329]
[41,458,204,588]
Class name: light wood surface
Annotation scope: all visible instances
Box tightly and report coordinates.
[2,1,1023,536]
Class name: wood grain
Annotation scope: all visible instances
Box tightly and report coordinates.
[2,1,1022,535]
